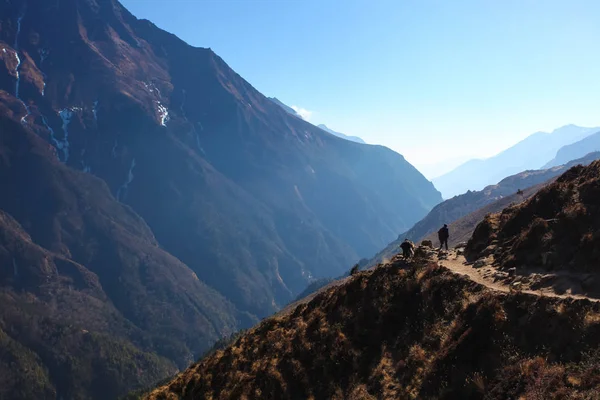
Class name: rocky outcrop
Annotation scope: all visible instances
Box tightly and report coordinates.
[466,161,600,294]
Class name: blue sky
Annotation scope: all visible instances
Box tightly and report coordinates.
[121,0,600,178]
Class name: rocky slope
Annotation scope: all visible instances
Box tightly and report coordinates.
[369,152,600,267]
[467,160,600,279]
[146,253,600,400]
[433,125,599,198]
[544,131,600,168]
[421,183,544,248]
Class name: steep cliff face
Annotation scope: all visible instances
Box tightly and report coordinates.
[0,115,244,399]
[0,0,440,318]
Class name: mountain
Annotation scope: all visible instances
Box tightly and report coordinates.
[317,124,366,144]
[433,125,599,198]
[267,97,301,118]
[0,0,441,397]
[0,114,245,399]
[267,97,367,144]
[544,131,600,168]
[146,252,600,399]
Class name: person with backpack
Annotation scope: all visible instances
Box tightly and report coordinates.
[438,224,449,251]
[400,239,415,259]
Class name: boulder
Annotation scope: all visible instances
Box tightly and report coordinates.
[482,245,497,257]
[421,240,433,248]
[455,242,468,249]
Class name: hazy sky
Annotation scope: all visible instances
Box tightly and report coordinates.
[121,0,600,177]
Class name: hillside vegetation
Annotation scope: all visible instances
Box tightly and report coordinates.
[467,160,600,274]
[146,252,600,399]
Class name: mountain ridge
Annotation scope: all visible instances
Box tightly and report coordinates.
[544,130,600,168]
[433,124,600,198]
[317,123,366,144]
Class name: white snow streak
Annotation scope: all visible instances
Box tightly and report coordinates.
[39,48,49,64]
[58,109,74,162]
[144,81,161,97]
[116,158,136,201]
[180,89,205,154]
[80,148,91,173]
[12,13,32,124]
[144,82,169,127]
[14,13,23,98]
[156,101,169,127]
[41,114,58,147]
[39,49,49,96]
[92,100,99,122]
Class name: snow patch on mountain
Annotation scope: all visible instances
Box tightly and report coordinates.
[156,101,169,127]
[117,158,136,201]
[58,108,75,162]
[111,140,118,158]
[93,100,99,123]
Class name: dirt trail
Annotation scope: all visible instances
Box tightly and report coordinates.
[437,252,600,303]
[278,252,600,319]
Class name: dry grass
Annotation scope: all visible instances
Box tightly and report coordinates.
[145,254,600,400]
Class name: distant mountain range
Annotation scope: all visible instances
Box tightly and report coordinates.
[268,97,366,144]
[544,130,600,168]
[267,97,299,117]
[317,124,366,144]
[433,125,600,198]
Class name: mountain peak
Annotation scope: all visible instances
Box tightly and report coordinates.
[0,1,441,397]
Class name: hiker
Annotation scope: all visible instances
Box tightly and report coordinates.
[438,224,449,251]
[400,239,415,259]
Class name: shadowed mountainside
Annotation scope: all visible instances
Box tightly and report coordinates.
[0,0,442,397]
[0,0,441,320]
[0,115,246,400]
